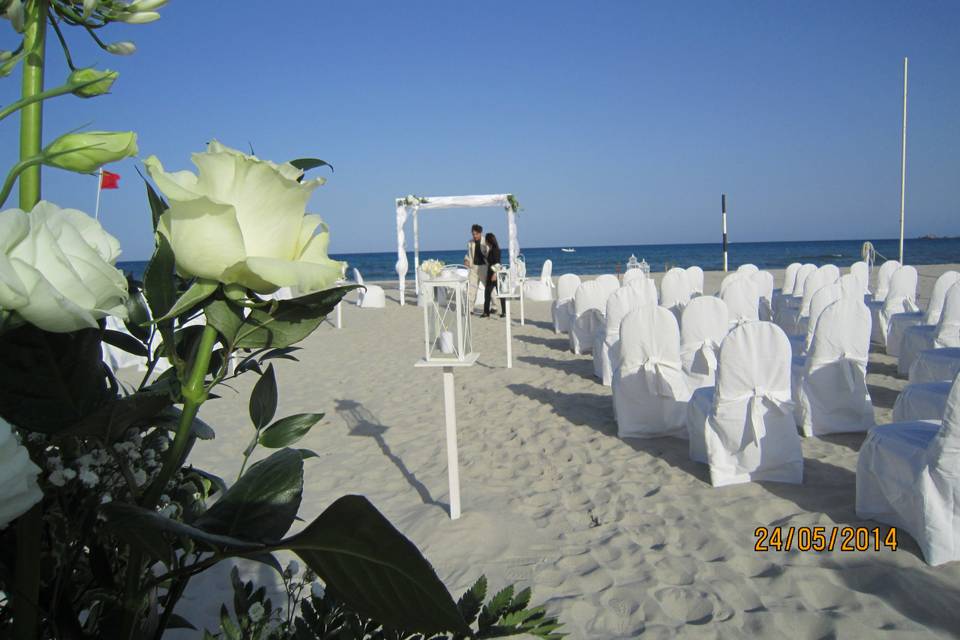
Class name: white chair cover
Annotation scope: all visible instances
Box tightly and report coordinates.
[849,261,871,295]
[875,265,918,347]
[893,379,953,423]
[793,293,874,436]
[354,268,386,308]
[737,264,759,274]
[872,260,901,302]
[899,283,960,375]
[626,276,659,302]
[622,268,646,286]
[775,263,817,332]
[910,347,960,384]
[750,270,775,321]
[686,322,802,486]
[660,267,692,322]
[856,372,960,565]
[782,263,802,297]
[791,281,842,357]
[596,274,620,298]
[569,280,607,354]
[594,286,658,385]
[721,277,759,325]
[796,267,839,332]
[552,273,581,334]
[887,271,960,358]
[523,259,554,302]
[719,271,743,298]
[686,266,705,295]
[680,296,730,395]
[613,306,688,438]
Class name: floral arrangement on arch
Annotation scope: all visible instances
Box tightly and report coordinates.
[0,2,562,639]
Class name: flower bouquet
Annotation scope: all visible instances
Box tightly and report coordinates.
[0,3,562,639]
[420,258,446,279]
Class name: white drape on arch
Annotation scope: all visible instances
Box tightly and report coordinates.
[395,194,519,305]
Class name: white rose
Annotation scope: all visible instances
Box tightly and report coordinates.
[0,417,43,530]
[0,202,128,332]
[144,141,345,295]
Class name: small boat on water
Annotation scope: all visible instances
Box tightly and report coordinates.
[561,248,576,253]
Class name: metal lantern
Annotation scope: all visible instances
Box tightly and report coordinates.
[421,275,473,362]
[496,267,515,298]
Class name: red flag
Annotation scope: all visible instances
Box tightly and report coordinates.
[100,170,121,190]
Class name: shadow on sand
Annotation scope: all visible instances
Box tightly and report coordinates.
[517,355,598,381]
[515,333,573,351]
[334,399,447,511]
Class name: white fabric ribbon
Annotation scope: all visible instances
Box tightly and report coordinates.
[693,339,720,374]
[810,352,868,393]
[713,388,794,450]
[640,357,685,397]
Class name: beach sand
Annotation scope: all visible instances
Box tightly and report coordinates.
[170,264,960,638]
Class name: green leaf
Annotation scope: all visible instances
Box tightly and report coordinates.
[458,575,487,625]
[297,448,319,460]
[123,286,152,343]
[143,234,176,320]
[195,448,303,542]
[259,412,323,448]
[155,279,219,322]
[0,325,113,434]
[233,286,356,349]
[205,298,246,344]
[101,502,264,552]
[165,614,197,631]
[479,585,514,629]
[101,328,149,357]
[282,494,468,635]
[220,604,242,640]
[249,363,278,429]
[289,157,334,174]
[143,169,169,231]
[63,389,171,442]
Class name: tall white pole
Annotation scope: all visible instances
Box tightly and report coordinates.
[721,194,728,272]
[898,57,909,264]
[94,168,103,220]
[441,366,461,520]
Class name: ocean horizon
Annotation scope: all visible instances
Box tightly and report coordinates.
[117,236,960,282]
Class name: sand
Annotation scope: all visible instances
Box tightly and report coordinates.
[168,264,960,638]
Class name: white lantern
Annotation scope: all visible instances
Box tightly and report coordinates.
[495,266,515,298]
[421,275,474,363]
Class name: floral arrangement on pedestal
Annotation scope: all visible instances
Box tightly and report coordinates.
[420,259,446,279]
[0,2,562,639]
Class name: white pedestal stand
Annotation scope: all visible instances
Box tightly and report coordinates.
[499,294,520,368]
[517,277,526,326]
[414,353,478,520]
[335,301,342,329]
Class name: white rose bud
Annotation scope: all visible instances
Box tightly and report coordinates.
[118,10,159,24]
[106,41,137,56]
[0,202,128,332]
[144,141,345,294]
[0,417,43,530]
[42,131,138,174]
[129,0,169,10]
[82,0,100,19]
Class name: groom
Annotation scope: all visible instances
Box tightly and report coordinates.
[464,223,488,313]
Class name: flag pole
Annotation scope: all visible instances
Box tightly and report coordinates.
[898,57,908,264]
[94,167,103,220]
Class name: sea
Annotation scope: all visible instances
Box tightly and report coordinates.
[117,237,960,282]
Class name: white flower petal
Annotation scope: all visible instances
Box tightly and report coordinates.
[158,197,246,282]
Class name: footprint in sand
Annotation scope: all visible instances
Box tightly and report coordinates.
[654,587,715,625]
[654,556,698,586]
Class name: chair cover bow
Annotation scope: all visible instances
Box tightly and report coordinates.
[713,387,794,451]
[693,339,720,374]
[640,357,685,397]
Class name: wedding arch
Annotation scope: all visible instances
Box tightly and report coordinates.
[395,194,520,305]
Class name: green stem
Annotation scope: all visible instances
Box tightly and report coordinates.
[18,0,48,211]
[0,77,104,123]
[12,4,48,636]
[120,323,219,639]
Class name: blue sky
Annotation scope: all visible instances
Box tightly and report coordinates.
[2,1,958,259]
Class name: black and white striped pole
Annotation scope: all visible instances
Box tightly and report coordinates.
[721,193,728,272]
